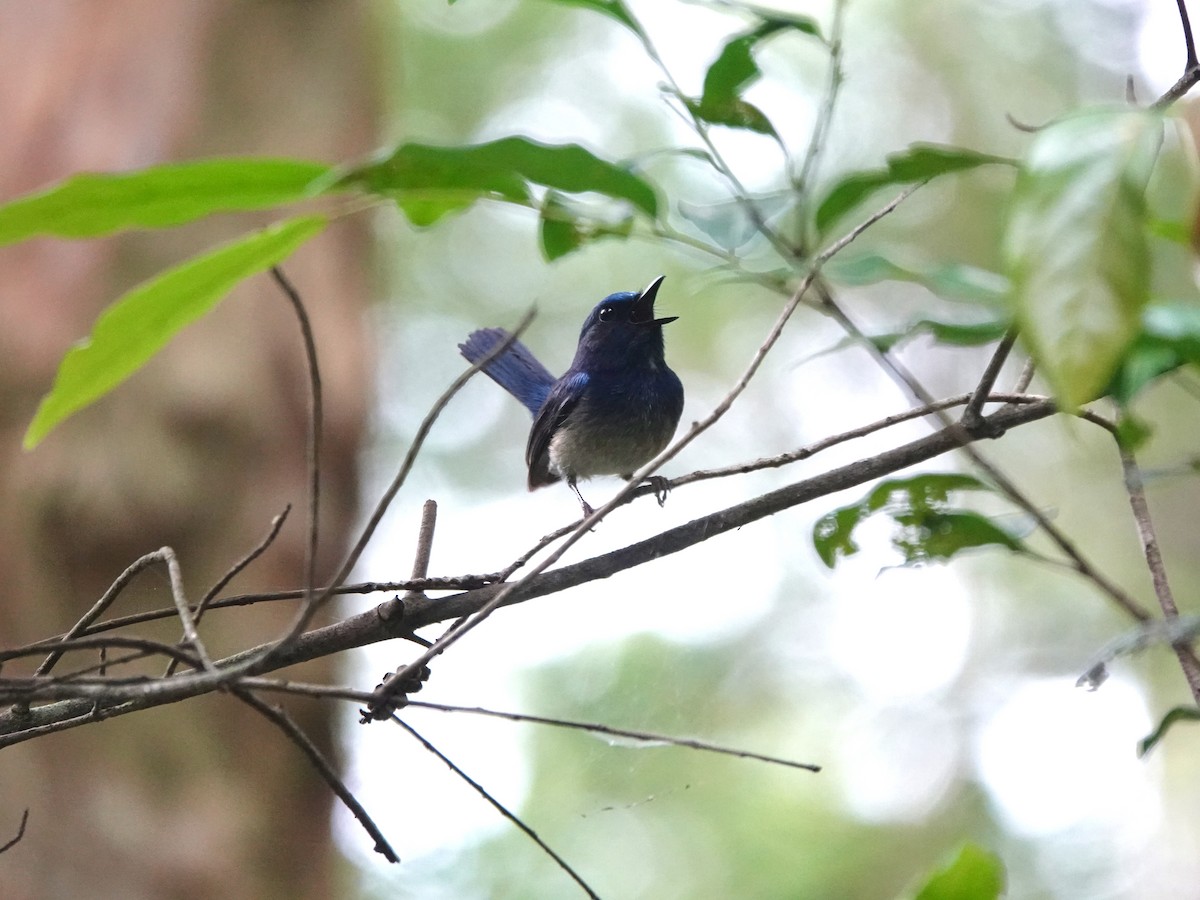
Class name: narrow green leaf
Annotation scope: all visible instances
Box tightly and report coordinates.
[1004,107,1164,409]
[913,844,1005,900]
[542,0,646,41]
[813,474,1025,569]
[864,318,1012,353]
[24,216,326,448]
[0,158,331,246]
[539,191,635,261]
[341,137,658,227]
[1139,706,1200,757]
[816,145,1015,236]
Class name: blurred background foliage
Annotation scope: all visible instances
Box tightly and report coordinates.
[348,1,1200,898]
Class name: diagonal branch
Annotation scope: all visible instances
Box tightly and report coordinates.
[394,716,598,898]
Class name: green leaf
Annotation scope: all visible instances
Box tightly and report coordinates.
[685,17,818,136]
[1108,301,1200,402]
[825,253,1010,305]
[860,318,1011,354]
[1004,107,1164,409]
[539,191,633,261]
[541,0,646,41]
[340,137,658,227]
[913,844,1005,900]
[24,216,326,448]
[813,474,1024,568]
[817,145,1015,236]
[1139,706,1200,757]
[0,158,331,245]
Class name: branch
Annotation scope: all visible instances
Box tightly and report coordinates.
[0,397,1058,744]
[1118,442,1200,704]
[394,717,599,899]
[1154,0,1200,108]
[234,688,400,863]
[270,267,322,601]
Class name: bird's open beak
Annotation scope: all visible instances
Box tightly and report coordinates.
[634,275,677,326]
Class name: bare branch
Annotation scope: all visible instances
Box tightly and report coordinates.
[1154,0,1200,108]
[1118,441,1200,703]
[0,809,29,855]
[271,267,322,600]
[0,399,1059,743]
[394,717,599,899]
[234,689,400,864]
[961,328,1019,433]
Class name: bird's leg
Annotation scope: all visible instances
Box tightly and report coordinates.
[567,475,595,517]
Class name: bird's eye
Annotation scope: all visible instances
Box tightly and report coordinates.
[598,306,615,322]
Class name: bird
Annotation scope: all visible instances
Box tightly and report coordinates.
[458,275,684,517]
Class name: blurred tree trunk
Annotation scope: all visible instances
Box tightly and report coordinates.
[0,3,377,897]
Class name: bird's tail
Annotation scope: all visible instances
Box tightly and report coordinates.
[458,327,555,416]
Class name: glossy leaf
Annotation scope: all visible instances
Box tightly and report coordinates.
[1004,107,1164,409]
[0,158,330,245]
[812,473,1024,568]
[340,137,658,227]
[914,844,1006,900]
[24,216,326,448]
[817,145,1014,236]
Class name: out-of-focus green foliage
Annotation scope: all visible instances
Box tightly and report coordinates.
[23,216,326,447]
[812,473,1027,568]
[0,158,331,244]
[911,843,1005,900]
[1003,107,1165,409]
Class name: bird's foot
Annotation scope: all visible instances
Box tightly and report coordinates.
[646,475,672,507]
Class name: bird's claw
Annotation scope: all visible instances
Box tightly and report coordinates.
[646,475,672,507]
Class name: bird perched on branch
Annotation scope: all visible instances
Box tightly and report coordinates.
[459,275,684,517]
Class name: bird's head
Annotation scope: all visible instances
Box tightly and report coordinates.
[573,276,677,369]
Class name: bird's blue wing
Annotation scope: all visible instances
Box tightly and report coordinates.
[459,328,556,416]
[526,371,587,488]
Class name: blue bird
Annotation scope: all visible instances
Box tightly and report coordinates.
[459,275,684,516]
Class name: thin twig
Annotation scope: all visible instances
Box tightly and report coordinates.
[408,700,821,772]
[270,267,323,605]
[164,507,292,678]
[31,551,168,679]
[1118,442,1200,703]
[369,501,438,715]
[394,716,599,899]
[961,328,1019,432]
[234,688,400,863]
[159,547,216,673]
[257,309,537,664]
[792,0,847,245]
[235,678,822,772]
[0,809,29,855]
[1153,0,1200,109]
